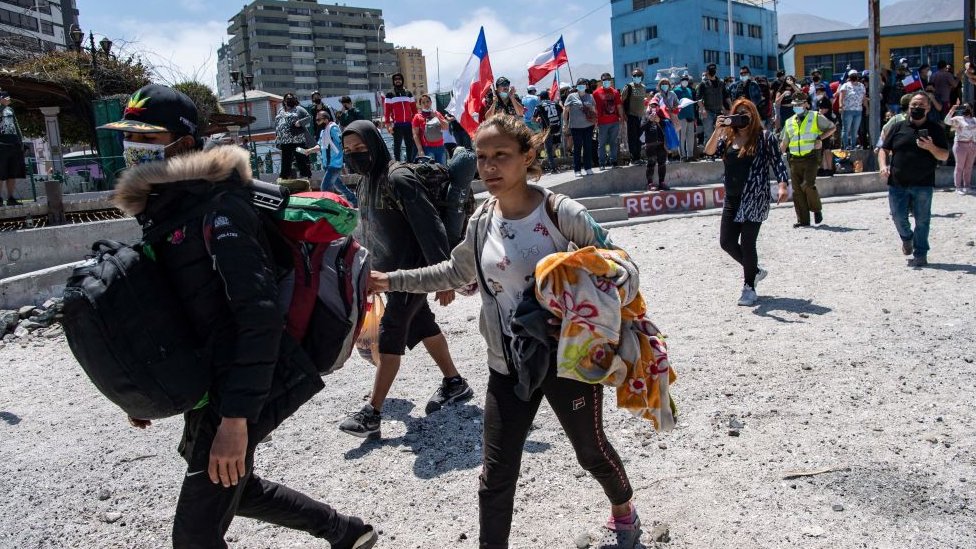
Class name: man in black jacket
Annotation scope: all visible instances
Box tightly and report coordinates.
[101,84,376,549]
[337,120,473,438]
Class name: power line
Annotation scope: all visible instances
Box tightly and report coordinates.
[437,2,611,56]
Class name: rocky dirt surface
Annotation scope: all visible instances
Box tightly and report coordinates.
[1,190,975,549]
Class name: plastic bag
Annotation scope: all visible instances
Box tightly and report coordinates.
[355,294,384,366]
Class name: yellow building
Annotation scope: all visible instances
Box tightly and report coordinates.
[781,20,971,78]
[394,47,429,97]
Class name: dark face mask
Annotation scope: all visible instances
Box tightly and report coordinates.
[312,97,321,104]
[344,151,372,175]
[707,68,716,76]
[285,98,298,108]
[910,107,927,121]
[812,76,821,82]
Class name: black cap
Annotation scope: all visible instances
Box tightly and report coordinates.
[98,84,198,136]
[495,76,511,87]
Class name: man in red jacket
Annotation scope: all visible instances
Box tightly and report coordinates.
[384,73,418,162]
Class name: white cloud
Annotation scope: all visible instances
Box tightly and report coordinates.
[386,7,595,93]
[96,18,227,91]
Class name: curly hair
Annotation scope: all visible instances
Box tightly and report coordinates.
[475,114,549,182]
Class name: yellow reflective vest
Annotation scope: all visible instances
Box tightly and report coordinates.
[787,112,821,157]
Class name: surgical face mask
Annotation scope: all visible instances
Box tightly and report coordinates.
[577,85,586,93]
[816,93,825,101]
[909,107,927,121]
[498,91,509,100]
[793,106,807,115]
[123,140,168,168]
[680,80,689,87]
[602,80,611,89]
[421,107,433,115]
[740,75,750,82]
[633,76,643,84]
[660,84,670,92]
[344,151,372,175]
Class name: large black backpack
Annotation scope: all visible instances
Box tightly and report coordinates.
[62,184,289,420]
[388,146,477,248]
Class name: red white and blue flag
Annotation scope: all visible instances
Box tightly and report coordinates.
[449,27,494,135]
[902,70,923,93]
[527,36,569,85]
[549,69,561,103]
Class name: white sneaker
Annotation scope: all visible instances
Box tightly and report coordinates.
[956,189,967,195]
[755,268,768,286]
[574,171,582,177]
[737,284,758,306]
[585,169,594,176]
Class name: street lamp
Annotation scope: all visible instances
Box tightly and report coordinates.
[230,69,257,165]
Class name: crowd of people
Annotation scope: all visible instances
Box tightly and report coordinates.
[52,44,975,549]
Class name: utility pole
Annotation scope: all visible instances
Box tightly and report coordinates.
[727,0,735,78]
[868,0,881,160]
[966,0,975,102]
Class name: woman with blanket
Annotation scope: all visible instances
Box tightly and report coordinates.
[369,114,642,549]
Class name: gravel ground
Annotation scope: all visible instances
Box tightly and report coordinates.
[1,190,975,549]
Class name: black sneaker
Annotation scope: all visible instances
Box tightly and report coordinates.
[425,377,474,414]
[793,222,811,228]
[339,404,381,438]
[901,239,914,256]
[907,256,928,268]
[814,211,823,224]
[6,198,21,206]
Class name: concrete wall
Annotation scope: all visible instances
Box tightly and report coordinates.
[0,218,139,279]
[0,261,81,310]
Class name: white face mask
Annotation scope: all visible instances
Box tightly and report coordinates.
[123,140,168,168]
[816,94,825,100]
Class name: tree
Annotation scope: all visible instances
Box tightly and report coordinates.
[9,49,153,145]
[172,81,223,132]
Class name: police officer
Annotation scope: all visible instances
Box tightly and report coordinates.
[780,93,836,227]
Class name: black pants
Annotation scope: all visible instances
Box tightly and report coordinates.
[626,114,643,163]
[570,127,594,172]
[173,405,354,548]
[279,144,311,179]
[479,366,633,548]
[719,195,763,288]
[392,123,416,162]
[645,144,667,186]
[543,133,559,172]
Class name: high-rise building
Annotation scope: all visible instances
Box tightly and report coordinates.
[216,42,235,99]
[225,0,398,100]
[394,47,428,97]
[0,0,78,52]
[612,0,778,83]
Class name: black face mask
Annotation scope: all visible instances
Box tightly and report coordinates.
[344,151,372,175]
[910,107,927,121]
[285,99,298,108]
[707,69,717,76]
[812,76,821,82]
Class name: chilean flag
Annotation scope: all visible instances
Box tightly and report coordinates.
[902,70,923,93]
[449,27,494,136]
[527,36,569,85]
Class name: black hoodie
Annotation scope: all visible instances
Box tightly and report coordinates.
[341,120,451,272]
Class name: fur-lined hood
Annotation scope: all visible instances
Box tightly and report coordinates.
[113,145,252,216]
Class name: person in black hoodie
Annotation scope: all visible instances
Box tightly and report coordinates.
[101,85,376,549]
[337,120,473,438]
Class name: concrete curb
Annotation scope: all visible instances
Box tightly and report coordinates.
[0,260,84,310]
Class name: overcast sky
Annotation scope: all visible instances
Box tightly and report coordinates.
[78,0,899,92]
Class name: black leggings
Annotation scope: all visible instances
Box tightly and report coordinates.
[719,195,763,287]
[645,144,667,185]
[279,143,311,179]
[479,365,632,548]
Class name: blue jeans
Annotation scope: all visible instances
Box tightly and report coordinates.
[424,145,446,165]
[841,110,862,149]
[597,123,620,167]
[321,167,357,206]
[570,126,594,172]
[888,185,932,259]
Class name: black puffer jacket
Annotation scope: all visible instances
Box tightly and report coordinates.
[113,146,323,424]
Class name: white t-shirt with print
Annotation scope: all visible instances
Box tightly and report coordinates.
[839,82,865,112]
[948,116,976,142]
[480,201,563,336]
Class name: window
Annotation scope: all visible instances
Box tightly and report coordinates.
[748,24,762,39]
[647,57,659,65]
[703,49,721,65]
[623,62,642,75]
[833,51,865,75]
[803,54,833,76]
[803,51,864,77]
[0,7,38,32]
[620,26,657,47]
[734,22,744,36]
[735,53,744,67]
[40,20,53,36]
[703,16,720,32]
[749,55,763,69]
[893,44,954,69]
[632,0,662,9]
[767,56,778,71]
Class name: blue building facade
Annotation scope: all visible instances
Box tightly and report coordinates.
[611,0,779,84]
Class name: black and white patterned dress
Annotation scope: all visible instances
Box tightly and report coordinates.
[716,130,790,223]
